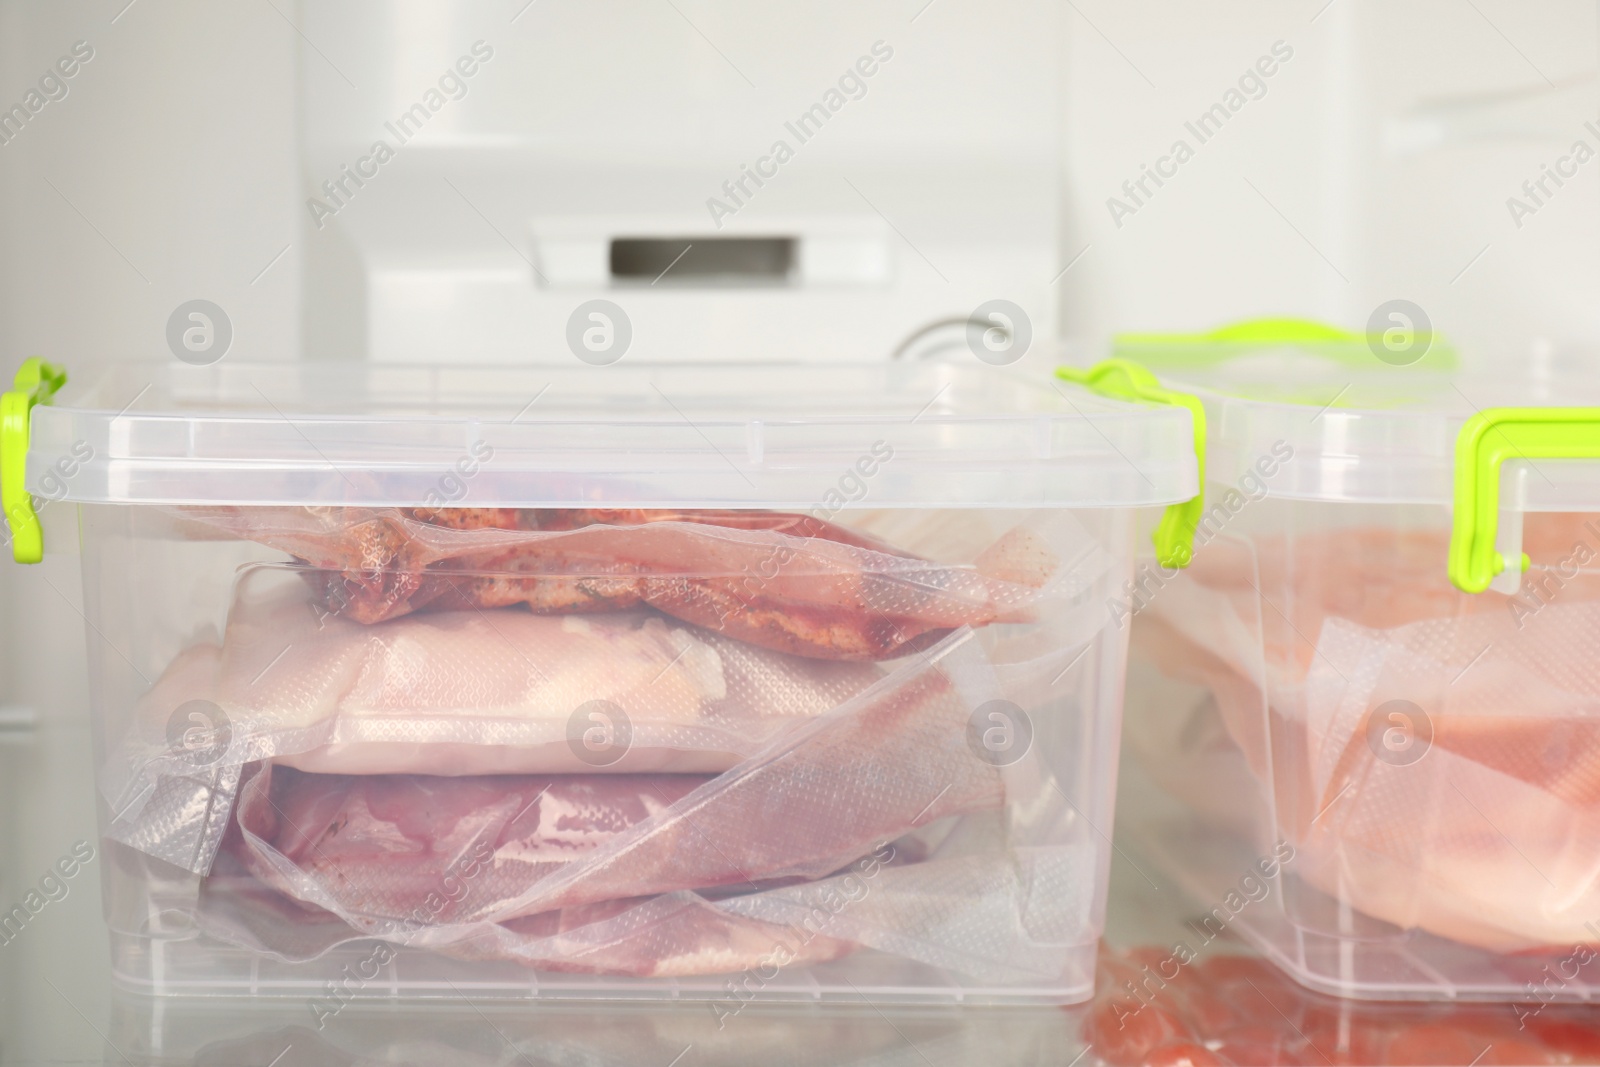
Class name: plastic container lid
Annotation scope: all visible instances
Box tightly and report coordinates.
[19,361,1198,510]
[1074,321,1600,594]
[1104,322,1600,511]
[1182,363,1600,510]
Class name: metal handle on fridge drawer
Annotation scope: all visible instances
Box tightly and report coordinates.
[1057,358,1206,569]
[1450,407,1600,593]
[1,358,68,564]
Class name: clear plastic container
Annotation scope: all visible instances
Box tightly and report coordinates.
[3,359,1195,1006]
[1102,333,1600,1002]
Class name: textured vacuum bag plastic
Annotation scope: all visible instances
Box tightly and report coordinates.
[196,628,1095,980]
[224,630,1005,923]
[198,848,862,979]
[176,506,1063,660]
[104,588,887,873]
[103,503,1117,983]
[106,508,1104,880]
[201,839,1095,981]
[151,583,881,775]
[1137,520,1600,952]
[53,358,1189,1002]
[1297,601,1600,951]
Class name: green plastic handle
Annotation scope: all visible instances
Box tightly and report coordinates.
[1115,316,1457,371]
[1450,407,1600,593]
[1057,358,1206,569]
[1,358,68,564]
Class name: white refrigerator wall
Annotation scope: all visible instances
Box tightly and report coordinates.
[0,0,299,717]
[294,0,1068,364]
[1061,0,1600,372]
[0,4,297,1045]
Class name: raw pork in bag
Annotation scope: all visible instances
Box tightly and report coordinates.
[1134,517,1600,951]
[225,636,1001,925]
[177,506,1062,660]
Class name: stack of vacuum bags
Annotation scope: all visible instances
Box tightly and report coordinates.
[102,505,1113,982]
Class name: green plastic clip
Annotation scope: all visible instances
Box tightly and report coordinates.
[1,358,68,564]
[1114,316,1457,371]
[1057,358,1206,569]
[1449,407,1600,593]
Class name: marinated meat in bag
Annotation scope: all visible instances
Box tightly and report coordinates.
[180,506,1062,660]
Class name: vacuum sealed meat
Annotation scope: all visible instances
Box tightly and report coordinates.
[178,506,1064,660]
[103,582,891,875]
[202,841,865,979]
[225,636,1005,925]
[228,766,710,925]
[128,580,881,778]
[204,836,1091,980]
[189,626,1097,982]
[1135,518,1600,953]
[44,358,1184,1001]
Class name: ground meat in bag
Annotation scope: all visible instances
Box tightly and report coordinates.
[178,506,1061,660]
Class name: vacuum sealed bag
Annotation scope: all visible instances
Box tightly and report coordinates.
[37,359,1190,1000]
[188,626,1095,980]
[224,641,1003,924]
[99,503,1119,985]
[126,588,883,778]
[1135,517,1600,953]
[104,506,1095,869]
[178,506,1063,660]
[1089,338,1600,1000]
